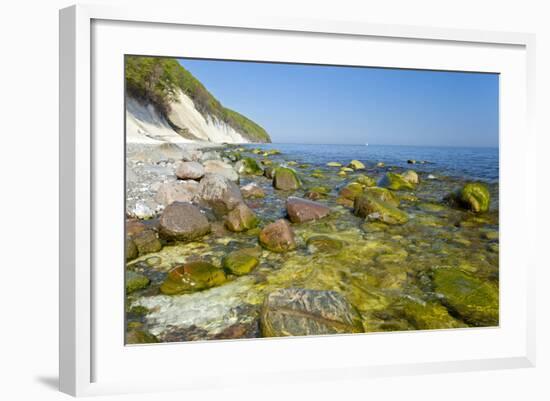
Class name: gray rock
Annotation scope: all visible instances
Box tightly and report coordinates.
[159,202,211,241]
[203,160,239,182]
[175,161,205,180]
[155,181,199,207]
[195,174,243,216]
[260,288,364,337]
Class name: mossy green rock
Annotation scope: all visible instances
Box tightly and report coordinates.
[396,298,466,330]
[126,238,138,261]
[222,249,260,275]
[402,170,419,185]
[225,203,259,232]
[355,174,376,187]
[273,167,301,191]
[126,329,159,344]
[339,182,364,201]
[126,271,150,294]
[348,159,365,170]
[160,261,227,295]
[236,157,263,175]
[432,268,498,326]
[354,194,408,225]
[364,187,400,207]
[261,288,364,337]
[308,186,330,195]
[450,182,491,213]
[306,236,343,254]
[378,172,416,191]
[132,229,162,255]
[326,162,342,167]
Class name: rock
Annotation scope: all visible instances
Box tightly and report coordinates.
[376,162,385,167]
[311,172,325,179]
[126,219,147,237]
[364,187,400,207]
[273,167,301,191]
[202,160,239,182]
[128,201,157,220]
[407,159,416,164]
[306,236,343,254]
[155,180,198,206]
[305,186,329,200]
[225,203,260,232]
[326,162,342,167]
[222,249,260,275]
[126,271,150,294]
[378,172,415,190]
[145,256,162,267]
[132,229,162,255]
[126,238,138,261]
[340,167,354,172]
[402,170,419,185]
[336,197,354,207]
[354,194,408,225]
[427,174,436,180]
[446,182,491,213]
[235,157,263,175]
[260,288,364,337]
[337,171,347,177]
[286,197,331,223]
[126,329,159,344]
[263,166,275,179]
[355,174,376,187]
[432,268,498,326]
[396,298,466,330]
[195,174,243,216]
[200,151,222,162]
[159,202,211,241]
[348,160,365,170]
[180,148,203,162]
[258,219,297,252]
[175,161,205,180]
[339,182,364,201]
[240,182,265,198]
[160,261,227,295]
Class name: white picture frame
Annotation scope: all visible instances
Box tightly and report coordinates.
[59,4,536,397]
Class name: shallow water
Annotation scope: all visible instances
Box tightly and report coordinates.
[126,143,499,342]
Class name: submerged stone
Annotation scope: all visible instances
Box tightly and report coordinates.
[126,271,150,294]
[364,187,400,207]
[260,288,364,337]
[396,298,466,330]
[126,329,159,344]
[378,172,416,191]
[286,197,331,223]
[240,182,265,198]
[132,229,162,255]
[339,182,364,201]
[354,194,408,225]
[355,174,376,187]
[432,268,498,326]
[326,162,342,167]
[160,261,227,295]
[159,202,211,241]
[222,249,260,276]
[306,235,343,254]
[225,203,260,232]
[273,167,301,191]
[258,219,297,253]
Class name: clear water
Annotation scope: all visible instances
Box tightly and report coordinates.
[257,143,499,183]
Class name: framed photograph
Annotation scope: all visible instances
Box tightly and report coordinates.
[59,4,536,397]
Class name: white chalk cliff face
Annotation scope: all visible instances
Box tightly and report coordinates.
[126,90,248,144]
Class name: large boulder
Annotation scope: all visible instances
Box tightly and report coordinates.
[195,174,243,216]
[378,172,415,191]
[225,203,260,232]
[273,167,300,191]
[202,160,239,182]
[159,202,211,241]
[260,288,364,337]
[160,261,227,295]
[446,182,490,213]
[175,161,205,180]
[222,248,260,276]
[432,268,498,326]
[155,180,198,207]
[235,157,263,176]
[258,219,297,252]
[286,197,330,223]
[354,194,408,225]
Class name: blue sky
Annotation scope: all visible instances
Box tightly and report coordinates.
[179,59,499,147]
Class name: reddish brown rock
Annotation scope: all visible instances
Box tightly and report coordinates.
[286,197,330,223]
[225,203,259,232]
[258,219,297,253]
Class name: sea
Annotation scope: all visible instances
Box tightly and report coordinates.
[252,143,499,183]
